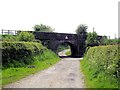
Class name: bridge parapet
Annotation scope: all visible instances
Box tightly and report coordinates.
[34,32,80,40]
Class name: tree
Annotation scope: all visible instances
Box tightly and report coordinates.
[75,24,88,35]
[33,24,54,32]
[99,35,108,45]
[86,31,99,46]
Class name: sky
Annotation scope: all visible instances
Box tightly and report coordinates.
[0,0,119,39]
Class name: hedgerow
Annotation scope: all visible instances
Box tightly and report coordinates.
[2,35,18,42]
[2,41,47,68]
[2,49,60,86]
[81,45,120,88]
[2,31,35,42]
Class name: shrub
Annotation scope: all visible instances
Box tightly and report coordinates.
[2,35,18,42]
[2,41,47,68]
[17,31,35,42]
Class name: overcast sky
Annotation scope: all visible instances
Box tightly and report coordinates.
[0,0,119,38]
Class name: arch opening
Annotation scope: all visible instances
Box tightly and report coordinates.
[56,42,75,57]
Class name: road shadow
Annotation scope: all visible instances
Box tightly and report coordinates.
[59,56,81,58]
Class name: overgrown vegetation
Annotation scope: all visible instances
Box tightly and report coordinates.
[2,32,35,42]
[65,50,71,56]
[104,38,120,45]
[2,50,60,86]
[86,31,98,46]
[17,31,35,41]
[2,35,18,42]
[86,31,120,46]
[1,31,60,86]
[2,41,46,68]
[81,45,119,88]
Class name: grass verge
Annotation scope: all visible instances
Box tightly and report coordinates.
[2,50,60,86]
[80,59,118,88]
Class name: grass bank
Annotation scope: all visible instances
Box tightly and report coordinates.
[80,45,119,88]
[2,50,60,86]
[65,50,71,56]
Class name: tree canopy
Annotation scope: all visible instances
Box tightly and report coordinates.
[75,24,88,34]
[86,31,98,46]
[33,24,54,32]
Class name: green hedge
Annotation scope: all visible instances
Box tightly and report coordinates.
[81,45,120,88]
[2,41,47,68]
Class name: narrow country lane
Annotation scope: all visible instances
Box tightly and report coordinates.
[3,50,85,88]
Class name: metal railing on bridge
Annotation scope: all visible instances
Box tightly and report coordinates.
[0,29,18,35]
